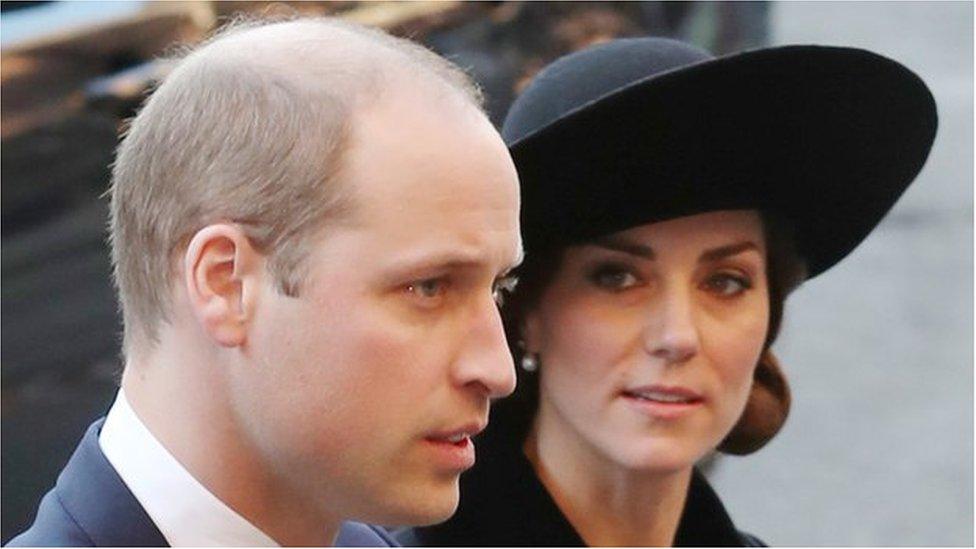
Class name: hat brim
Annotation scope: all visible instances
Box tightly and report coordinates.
[509,45,937,277]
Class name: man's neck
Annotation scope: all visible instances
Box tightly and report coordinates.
[120,346,341,546]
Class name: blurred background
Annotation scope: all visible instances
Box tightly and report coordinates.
[1,1,971,545]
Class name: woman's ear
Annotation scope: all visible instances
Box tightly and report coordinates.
[520,309,542,354]
[183,224,264,348]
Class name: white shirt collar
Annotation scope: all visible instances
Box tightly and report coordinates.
[99,389,279,547]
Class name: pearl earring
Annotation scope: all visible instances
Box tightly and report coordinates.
[520,354,539,372]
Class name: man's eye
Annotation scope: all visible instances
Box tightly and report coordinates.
[492,275,519,306]
[587,263,641,291]
[407,278,447,300]
[703,273,752,297]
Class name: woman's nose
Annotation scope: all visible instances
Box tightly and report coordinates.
[643,286,700,365]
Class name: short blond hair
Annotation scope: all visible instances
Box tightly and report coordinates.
[109,16,483,351]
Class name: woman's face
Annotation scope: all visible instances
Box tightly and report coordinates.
[524,210,769,473]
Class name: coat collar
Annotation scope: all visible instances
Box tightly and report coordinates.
[100,390,279,546]
[675,469,750,546]
[55,419,168,547]
[411,417,753,547]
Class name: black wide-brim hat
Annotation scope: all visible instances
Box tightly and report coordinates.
[502,38,938,278]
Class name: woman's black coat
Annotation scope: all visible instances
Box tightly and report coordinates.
[399,403,764,547]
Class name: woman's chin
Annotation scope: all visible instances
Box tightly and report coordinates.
[610,442,709,475]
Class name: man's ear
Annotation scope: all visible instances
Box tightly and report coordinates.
[183,224,263,348]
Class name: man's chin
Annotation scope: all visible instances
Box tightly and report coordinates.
[363,480,460,527]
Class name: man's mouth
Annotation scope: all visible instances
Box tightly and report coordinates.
[422,423,484,470]
[424,421,485,446]
[425,433,471,447]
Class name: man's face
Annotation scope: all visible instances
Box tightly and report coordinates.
[237,84,521,526]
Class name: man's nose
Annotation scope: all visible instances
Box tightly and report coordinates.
[452,299,517,399]
[643,285,700,365]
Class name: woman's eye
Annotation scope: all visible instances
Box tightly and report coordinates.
[703,273,752,297]
[492,275,519,306]
[588,264,641,291]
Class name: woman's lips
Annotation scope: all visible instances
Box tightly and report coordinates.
[620,385,704,419]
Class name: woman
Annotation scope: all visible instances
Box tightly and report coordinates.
[404,38,937,546]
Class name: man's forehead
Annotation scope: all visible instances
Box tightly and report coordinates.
[340,87,511,207]
[377,238,524,281]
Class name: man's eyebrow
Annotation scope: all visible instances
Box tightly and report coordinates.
[699,241,761,263]
[590,236,655,260]
[383,250,480,277]
[385,247,523,282]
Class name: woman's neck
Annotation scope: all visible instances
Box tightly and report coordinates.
[525,408,693,547]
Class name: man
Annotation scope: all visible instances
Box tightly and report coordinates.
[9,16,521,547]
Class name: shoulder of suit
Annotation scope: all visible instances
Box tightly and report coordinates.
[6,489,95,547]
[336,521,400,547]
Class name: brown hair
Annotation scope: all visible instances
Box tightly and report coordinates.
[499,211,807,453]
[109,17,483,352]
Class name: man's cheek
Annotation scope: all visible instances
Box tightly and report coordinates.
[347,311,433,373]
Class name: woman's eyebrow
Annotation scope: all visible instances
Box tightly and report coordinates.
[590,236,655,259]
[699,241,760,263]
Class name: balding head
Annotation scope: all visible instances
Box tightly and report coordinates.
[109,17,484,352]
[177,17,482,107]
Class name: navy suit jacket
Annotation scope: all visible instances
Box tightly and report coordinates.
[7,419,397,547]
